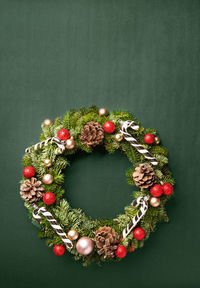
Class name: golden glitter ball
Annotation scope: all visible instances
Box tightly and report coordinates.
[114,133,124,142]
[43,118,53,126]
[42,174,54,185]
[155,136,160,145]
[65,138,75,150]
[98,108,108,116]
[150,197,160,207]
[44,158,52,168]
[67,229,79,241]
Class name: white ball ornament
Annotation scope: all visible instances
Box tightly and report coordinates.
[76,237,94,255]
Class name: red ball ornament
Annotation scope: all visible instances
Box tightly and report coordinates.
[133,227,145,240]
[115,245,127,258]
[144,133,155,144]
[57,129,70,140]
[53,244,65,256]
[150,184,163,197]
[23,166,35,178]
[162,183,173,195]
[43,192,56,205]
[103,121,116,134]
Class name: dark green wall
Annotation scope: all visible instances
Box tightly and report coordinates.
[1,0,200,287]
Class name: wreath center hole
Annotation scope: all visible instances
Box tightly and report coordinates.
[64,150,132,219]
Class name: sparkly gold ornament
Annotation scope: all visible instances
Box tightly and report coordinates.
[150,197,160,207]
[114,133,123,142]
[65,137,75,150]
[44,158,52,168]
[67,229,79,241]
[98,108,108,116]
[42,174,54,185]
[155,136,160,145]
[43,118,53,126]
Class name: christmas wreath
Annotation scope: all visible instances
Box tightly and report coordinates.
[20,106,174,266]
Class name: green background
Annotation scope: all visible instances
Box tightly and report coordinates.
[0,0,200,287]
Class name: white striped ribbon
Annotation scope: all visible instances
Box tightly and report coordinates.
[25,137,66,154]
[32,204,73,250]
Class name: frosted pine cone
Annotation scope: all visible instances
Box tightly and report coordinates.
[20,177,44,203]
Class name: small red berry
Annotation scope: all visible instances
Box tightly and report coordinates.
[144,133,155,144]
[53,244,65,256]
[130,245,134,252]
[115,245,127,258]
[57,129,70,140]
[23,166,35,178]
[133,227,145,240]
[162,183,173,195]
[43,192,56,205]
[150,184,163,197]
[103,121,116,134]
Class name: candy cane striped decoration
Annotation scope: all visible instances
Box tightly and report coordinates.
[122,195,149,238]
[119,119,158,166]
[32,204,73,250]
[25,137,66,154]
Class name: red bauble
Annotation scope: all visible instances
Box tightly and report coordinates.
[115,245,127,258]
[53,244,65,256]
[144,133,155,144]
[103,121,116,134]
[57,129,70,140]
[162,183,173,195]
[133,227,145,240]
[43,192,56,205]
[150,184,163,197]
[23,166,35,178]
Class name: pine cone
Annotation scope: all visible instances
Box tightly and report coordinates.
[20,177,44,203]
[80,122,104,147]
[133,163,156,189]
[95,226,119,259]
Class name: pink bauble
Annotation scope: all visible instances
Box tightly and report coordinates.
[76,237,94,255]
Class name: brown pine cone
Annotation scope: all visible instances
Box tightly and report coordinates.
[95,226,119,259]
[80,122,104,147]
[20,177,44,203]
[133,163,156,189]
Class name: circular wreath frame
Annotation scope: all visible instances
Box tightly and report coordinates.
[21,106,174,266]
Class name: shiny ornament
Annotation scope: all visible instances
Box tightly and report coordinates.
[76,237,94,255]
[162,183,173,195]
[155,136,160,144]
[65,138,75,150]
[53,244,65,256]
[103,121,116,134]
[43,118,53,126]
[43,192,56,205]
[130,245,134,252]
[150,197,160,207]
[114,133,123,142]
[115,245,127,258]
[44,158,52,168]
[133,227,145,240]
[67,229,79,241]
[98,107,108,116]
[57,129,70,140]
[150,184,163,197]
[144,133,155,144]
[23,166,35,178]
[42,174,54,185]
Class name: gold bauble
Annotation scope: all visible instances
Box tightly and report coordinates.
[98,108,108,116]
[65,138,75,150]
[155,136,160,145]
[43,118,53,126]
[150,197,160,207]
[42,174,54,185]
[114,133,123,142]
[67,229,79,241]
[44,158,52,168]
